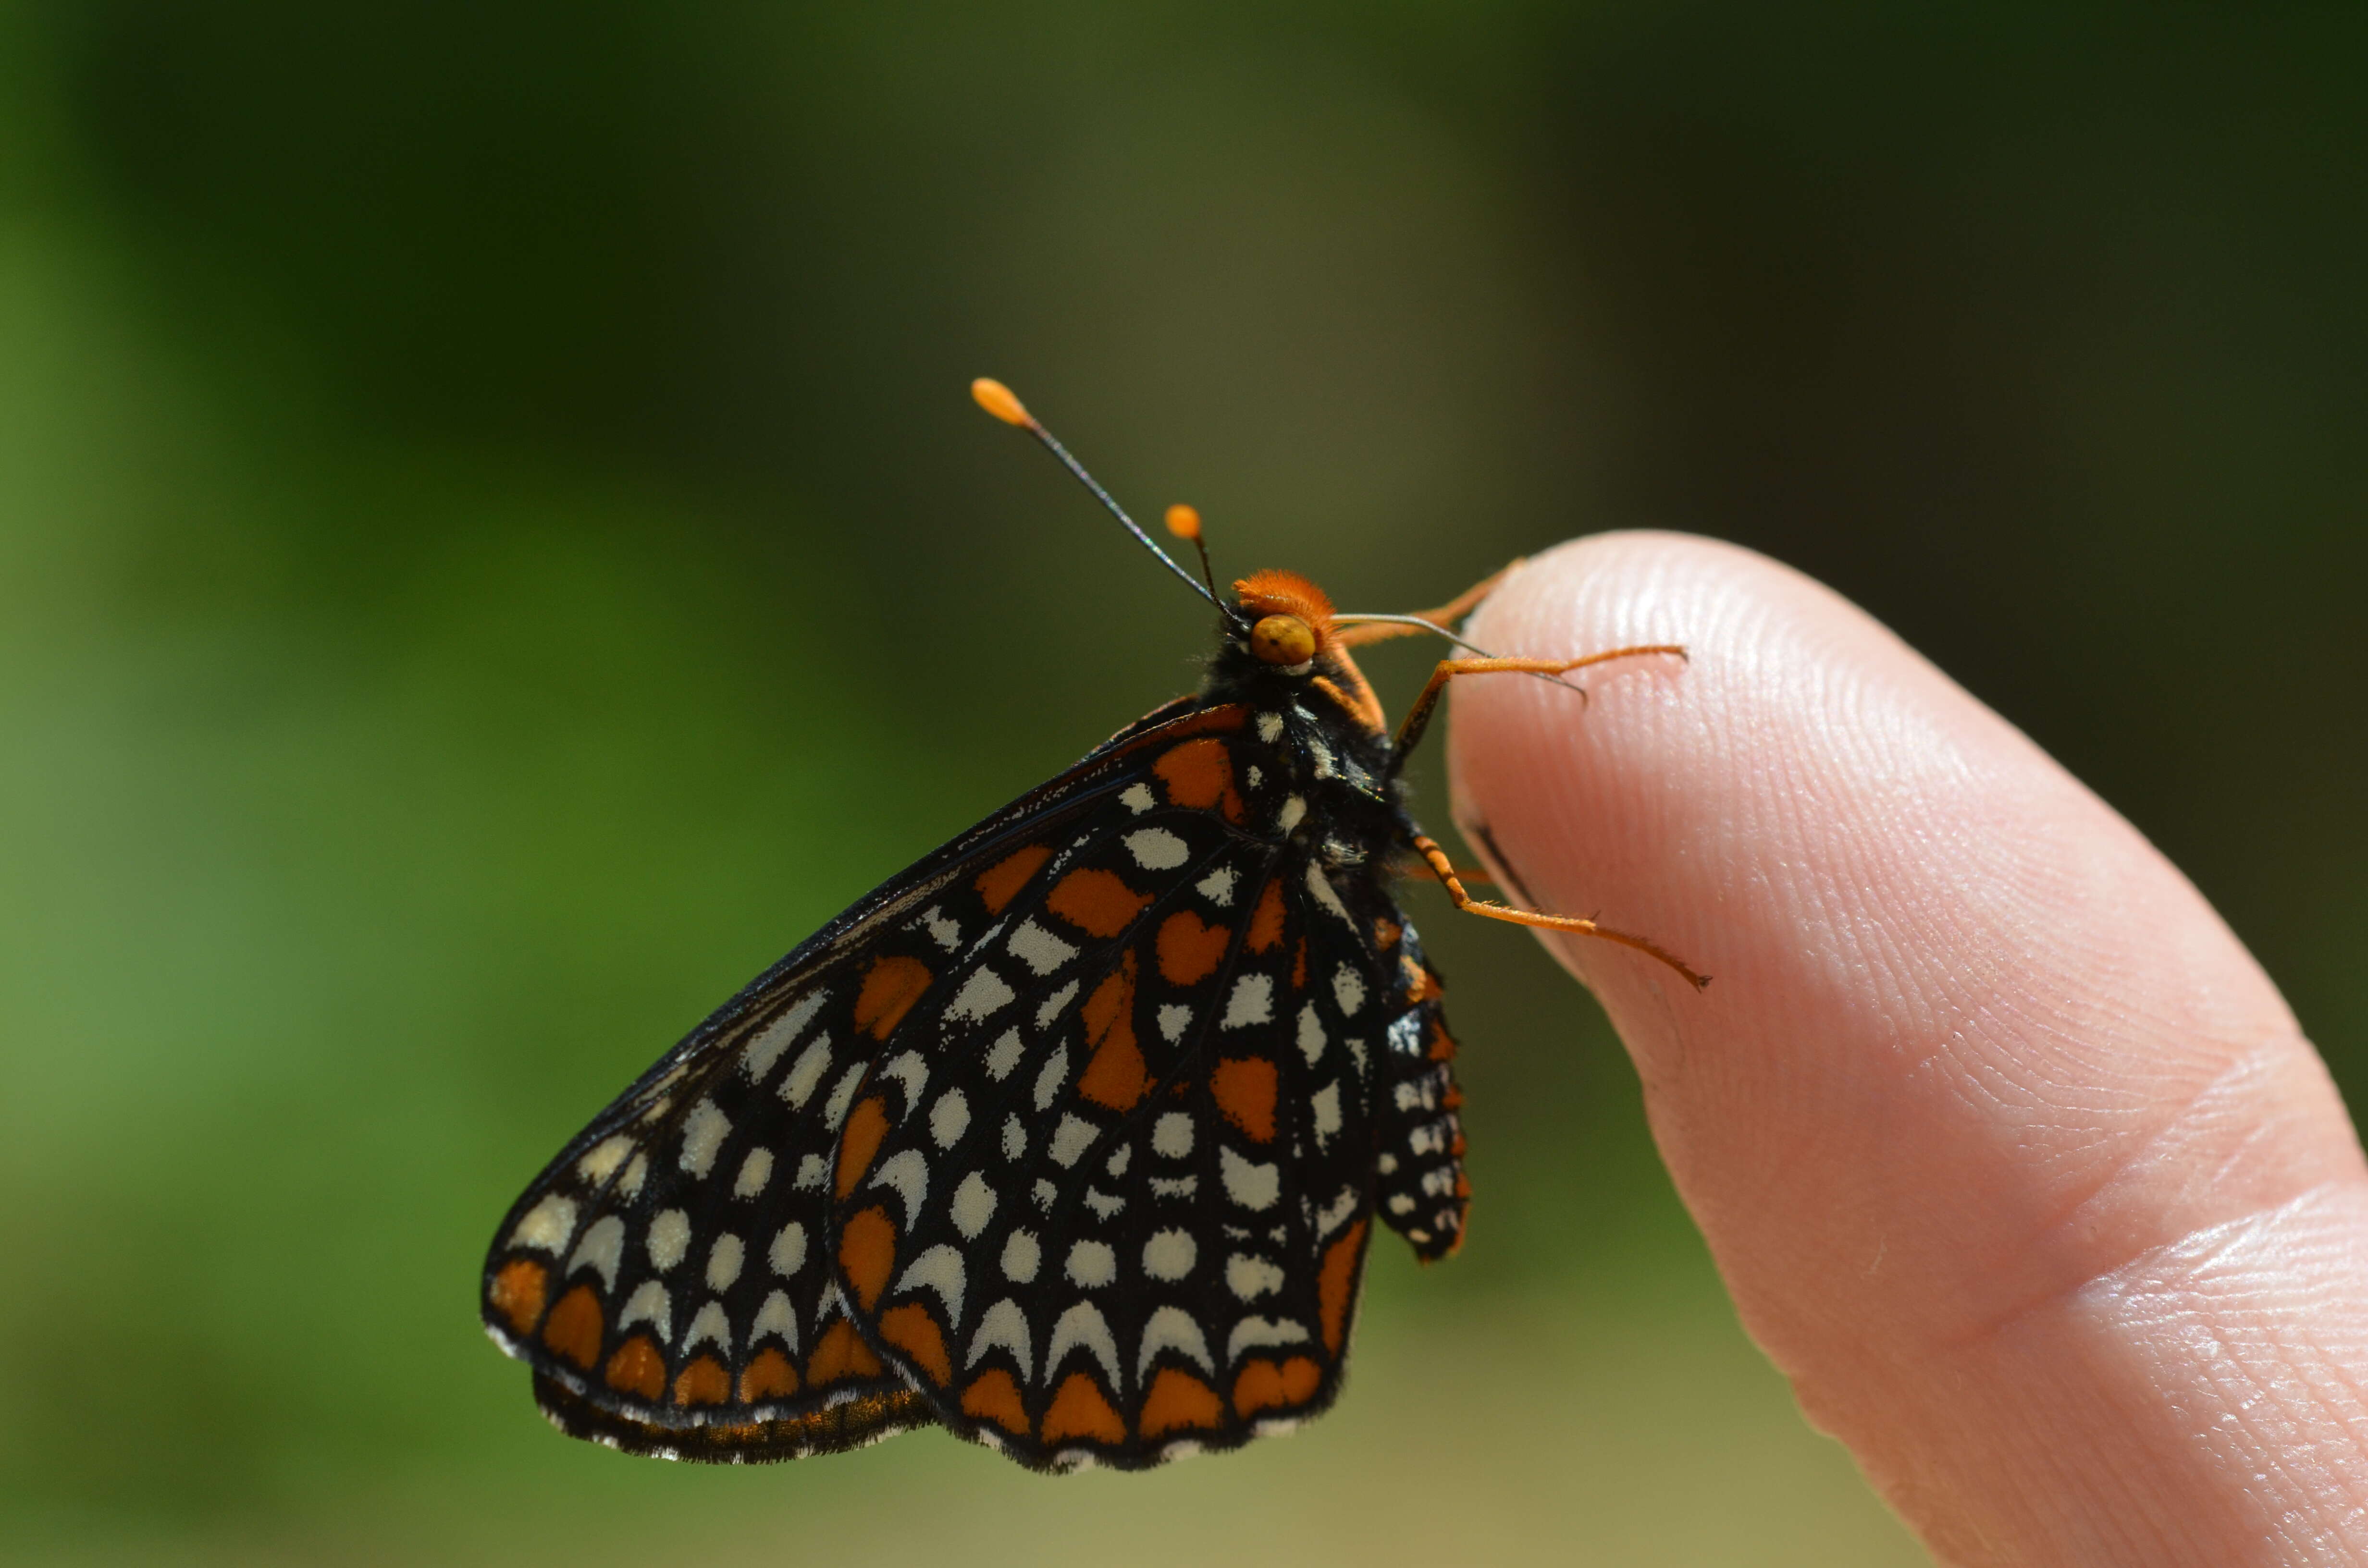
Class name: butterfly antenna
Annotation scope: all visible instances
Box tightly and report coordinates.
[1162,504,1225,604]
[972,378,1230,615]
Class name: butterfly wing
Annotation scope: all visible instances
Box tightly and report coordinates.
[478,702,1254,1458]
[842,792,1455,1468]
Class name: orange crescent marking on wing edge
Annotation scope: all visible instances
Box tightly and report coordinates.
[1210,1056,1278,1143]
[738,1346,799,1402]
[1138,1368,1225,1438]
[541,1284,604,1370]
[1231,1355,1321,1418]
[961,1369,1031,1435]
[603,1335,666,1400]
[807,1317,884,1385]
[1041,1372,1127,1444]
[854,955,932,1040]
[673,1354,731,1407]
[489,1258,546,1336]
[877,1303,954,1387]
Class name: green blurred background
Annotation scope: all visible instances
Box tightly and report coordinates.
[2,4,2362,1564]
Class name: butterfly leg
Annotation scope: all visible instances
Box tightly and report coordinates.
[1392,647,1687,765]
[1408,831,1709,989]
[1332,559,1528,649]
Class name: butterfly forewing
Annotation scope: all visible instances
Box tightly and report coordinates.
[483,702,1295,1452]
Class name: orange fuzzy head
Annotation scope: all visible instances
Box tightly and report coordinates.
[1233,570,1336,667]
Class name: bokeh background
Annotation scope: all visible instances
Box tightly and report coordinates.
[2,4,2362,1564]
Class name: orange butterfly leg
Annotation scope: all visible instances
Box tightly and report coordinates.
[1393,647,1687,762]
[1408,833,1708,990]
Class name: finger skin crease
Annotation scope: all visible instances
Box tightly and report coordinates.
[1940,1034,2368,1355]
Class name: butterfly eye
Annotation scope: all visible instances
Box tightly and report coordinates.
[1249,614,1316,667]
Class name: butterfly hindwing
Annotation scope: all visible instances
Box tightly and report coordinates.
[839,772,1427,1468]
[1368,923,1470,1260]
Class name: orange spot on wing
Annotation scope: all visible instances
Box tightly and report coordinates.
[1156,909,1230,985]
[1232,1355,1321,1418]
[1400,954,1441,1003]
[975,844,1052,914]
[836,1094,890,1199]
[961,1368,1030,1435]
[838,1206,897,1312]
[489,1258,546,1336]
[1138,1368,1224,1439]
[1047,868,1151,938]
[1210,1056,1278,1143]
[604,1335,666,1400]
[854,955,932,1040]
[807,1317,884,1386]
[1318,1219,1369,1353]
[1246,878,1287,954]
[1373,917,1401,949]
[878,1303,953,1388]
[1077,953,1147,1112]
[1153,738,1244,822]
[1041,1372,1126,1444]
[1427,1019,1457,1061]
[673,1354,731,1407]
[738,1346,798,1402]
[541,1284,604,1370]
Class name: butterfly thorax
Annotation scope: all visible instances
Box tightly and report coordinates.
[1197,627,1407,863]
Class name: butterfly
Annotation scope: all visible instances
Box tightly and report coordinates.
[480,379,1705,1472]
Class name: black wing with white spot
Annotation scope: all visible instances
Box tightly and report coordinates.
[479,701,1260,1456]
[840,808,1461,1470]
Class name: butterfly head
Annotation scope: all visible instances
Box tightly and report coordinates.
[1233,569,1334,674]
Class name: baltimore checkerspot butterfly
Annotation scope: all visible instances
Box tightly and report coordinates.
[480,379,1706,1471]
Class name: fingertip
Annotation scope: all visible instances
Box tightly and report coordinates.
[1442,531,2366,1560]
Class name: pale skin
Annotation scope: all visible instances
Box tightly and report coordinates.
[1442,532,2368,1567]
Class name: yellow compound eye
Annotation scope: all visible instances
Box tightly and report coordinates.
[1249,614,1317,667]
